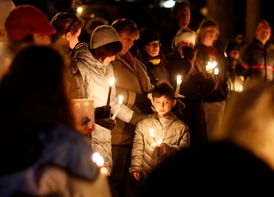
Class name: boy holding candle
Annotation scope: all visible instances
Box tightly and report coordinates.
[130,83,190,185]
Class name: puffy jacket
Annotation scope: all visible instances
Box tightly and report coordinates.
[71,42,134,174]
[130,113,190,179]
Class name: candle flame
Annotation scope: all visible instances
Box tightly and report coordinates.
[176,75,182,84]
[214,67,219,75]
[92,152,104,167]
[109,78,115,86]
[157,138,162,145]
[206,61,217,71]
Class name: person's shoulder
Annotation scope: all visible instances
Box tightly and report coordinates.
[39,124,98,180]
[71,42,90,59]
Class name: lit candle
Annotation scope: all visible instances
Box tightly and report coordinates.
[149,129,162,147]
[206,61,217,74]
[157,138,162,146]
[111,95,123,119]
[213,67,219,81]
[92,152,104,167]
[149,128,157,147]
[214,67,219,75]
[175,75,182,96]
[106,77,115,105]
[92,152,108,175]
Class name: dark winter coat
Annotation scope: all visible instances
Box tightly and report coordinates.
[240,37,274,82]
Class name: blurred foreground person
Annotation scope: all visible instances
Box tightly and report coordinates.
[5,5,56,49]
[143,79,274,196]
[1,4,55,80]
[0,0,15,41]
[0,45,111,197]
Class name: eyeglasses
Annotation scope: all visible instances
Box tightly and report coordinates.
[147,42,162,48]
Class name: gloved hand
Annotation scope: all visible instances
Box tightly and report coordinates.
[135,92,154,114]
[95,105,111,119]
[182,47,197,64]
[95,118,117,130]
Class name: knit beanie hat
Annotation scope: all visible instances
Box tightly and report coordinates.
[90,25,121,49]
[137,27,159,50]
[256,20,271,34]
[0,0,15,30]
[172,27,196,49]
[225,40,240,54]
[5,5,56,41]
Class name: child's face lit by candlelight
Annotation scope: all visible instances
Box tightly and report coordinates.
[152,95,176,118]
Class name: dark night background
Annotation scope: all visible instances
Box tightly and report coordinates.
[10,0,274,45]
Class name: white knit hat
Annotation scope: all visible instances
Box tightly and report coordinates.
[173,28,196,49]
[0,0,15,29]
[90,25,121,49]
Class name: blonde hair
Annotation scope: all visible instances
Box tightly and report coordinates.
[196,18,219,43]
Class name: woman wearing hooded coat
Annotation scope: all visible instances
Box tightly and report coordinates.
[71,25,148,175]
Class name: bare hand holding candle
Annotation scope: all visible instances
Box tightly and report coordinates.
[107,78,115,106]
[175,75,182,96]
[111,95,123,119]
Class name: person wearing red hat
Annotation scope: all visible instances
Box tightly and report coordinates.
[0,0,15,42]
[5,5,56,46]
[241,20,274,83]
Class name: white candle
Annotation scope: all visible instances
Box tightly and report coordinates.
[107,77,115,105]
[111,95,123,119]
[175,75,182,95]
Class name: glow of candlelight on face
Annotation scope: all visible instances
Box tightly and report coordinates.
[111,95,123,119]
[92,152,104,167]
[175,75,182,95]
[107,78,115,105]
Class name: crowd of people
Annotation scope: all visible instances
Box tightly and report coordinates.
[1,0,274,196]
